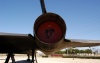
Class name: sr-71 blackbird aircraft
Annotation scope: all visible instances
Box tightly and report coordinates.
[0,0,100,63]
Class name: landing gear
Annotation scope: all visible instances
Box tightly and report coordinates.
[4,50,37,63]
[27,54,31,61]
[32,49,35,63]
[27,49,37,63]
[5,53,15,63]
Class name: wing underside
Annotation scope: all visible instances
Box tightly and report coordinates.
[42,39,100,55]
[55,39,100,53]
[0,32,35,53]
[57,39,100,51]
[62,39,100,47]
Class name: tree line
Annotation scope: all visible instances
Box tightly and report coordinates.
[55,48,92,54]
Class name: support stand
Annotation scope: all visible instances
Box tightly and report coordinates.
[27,49,36,63]
[5,53,15,63]
[27,54,31,61]
[32,49,35,63]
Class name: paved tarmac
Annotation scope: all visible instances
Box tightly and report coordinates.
[0,54,100,63]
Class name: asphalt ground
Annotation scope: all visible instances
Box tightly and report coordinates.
[0,54,100,63]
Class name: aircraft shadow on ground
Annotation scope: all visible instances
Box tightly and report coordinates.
[10,60,32,63]
[0,59,6,60]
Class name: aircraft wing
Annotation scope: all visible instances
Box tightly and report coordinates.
[59,39,100,50]
[42,39,100,55]
[0,32,35,53]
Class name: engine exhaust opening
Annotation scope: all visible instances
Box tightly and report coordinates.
[34,13,66,44]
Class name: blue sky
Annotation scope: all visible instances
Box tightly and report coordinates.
[0,0,100,52]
